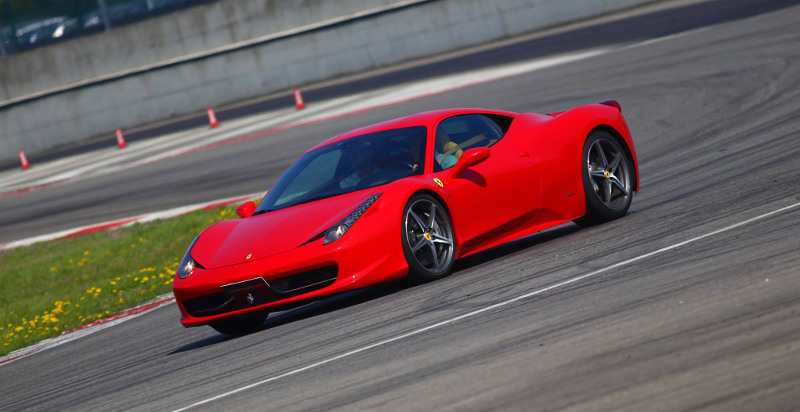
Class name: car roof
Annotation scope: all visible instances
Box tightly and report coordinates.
[308,108,519,152]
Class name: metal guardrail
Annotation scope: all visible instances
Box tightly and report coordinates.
[0,0,433,110]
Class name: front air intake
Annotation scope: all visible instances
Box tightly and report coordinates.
[268,266,338,294]
[183,266,338,318]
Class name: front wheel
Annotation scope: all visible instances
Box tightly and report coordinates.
[574,131,634,226]
[401,194,456,282]
[209,310,268,335]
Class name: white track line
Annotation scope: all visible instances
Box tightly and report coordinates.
[172,200,800,411]
[1,48,607,196]
[0,192,262,251]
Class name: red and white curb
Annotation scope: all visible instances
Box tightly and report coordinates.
[0,192,262,251]
[0,294,176,367]
[0,193,264,366]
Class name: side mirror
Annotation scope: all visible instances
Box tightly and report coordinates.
[236,201,256,218]
[449,147,490,178]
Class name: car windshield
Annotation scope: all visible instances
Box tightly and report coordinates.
[255,126,427,213]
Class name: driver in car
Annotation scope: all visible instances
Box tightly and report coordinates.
[435,131,459,169]
[340,140,380,189]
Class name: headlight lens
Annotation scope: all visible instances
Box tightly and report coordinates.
[177,236,204,279]
[323,193,381,245]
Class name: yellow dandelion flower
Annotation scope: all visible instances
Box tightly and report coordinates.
[110,281,117,285]
[14,327,23,332]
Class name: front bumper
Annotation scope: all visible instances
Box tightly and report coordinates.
[173,224,407,327]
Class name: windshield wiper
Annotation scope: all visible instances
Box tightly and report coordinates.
[289,194,338,208]
[254,194,338,214]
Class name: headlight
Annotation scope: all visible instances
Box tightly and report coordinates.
[323,193,382,245]
[177,236,204,279]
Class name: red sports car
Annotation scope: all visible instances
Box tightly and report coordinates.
[173,103,639,334]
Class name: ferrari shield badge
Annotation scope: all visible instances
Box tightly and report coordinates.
[246,253,252,260]
[433,178,444,188]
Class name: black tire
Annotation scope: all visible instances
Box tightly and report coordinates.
[574,130,634,227]
[209,310,268,335]
[401,193,456,282]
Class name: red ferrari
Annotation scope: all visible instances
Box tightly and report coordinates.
[173,103,639,334]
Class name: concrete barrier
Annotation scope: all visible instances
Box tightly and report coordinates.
[0,0,656,162]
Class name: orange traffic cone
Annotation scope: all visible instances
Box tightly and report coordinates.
[207,108,219,128]
[19,150,30,170]
[115,128,127,148]
[294,89,305,110]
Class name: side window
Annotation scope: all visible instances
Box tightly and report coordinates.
[484,114,513,135]
[433,114,511,171]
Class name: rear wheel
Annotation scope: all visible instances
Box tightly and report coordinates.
[402,194,455,282]
[210,310,268,335]
[574,131,633,226]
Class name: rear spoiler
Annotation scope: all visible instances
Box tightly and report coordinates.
[547,100,621,117]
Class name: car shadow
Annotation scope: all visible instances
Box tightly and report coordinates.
[168,282,407,355]
[453,224,581,272]
[169,223,581,354]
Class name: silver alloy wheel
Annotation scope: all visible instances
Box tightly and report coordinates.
[404,198,454,273]
[586,137,632,211]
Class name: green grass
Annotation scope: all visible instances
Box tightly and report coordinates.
[0,205,240,356]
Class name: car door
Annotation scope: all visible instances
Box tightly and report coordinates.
[431,113,540,253]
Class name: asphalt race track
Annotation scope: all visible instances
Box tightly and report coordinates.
[1,0,799,410]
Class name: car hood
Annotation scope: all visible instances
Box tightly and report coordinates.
[191,191,376,269]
